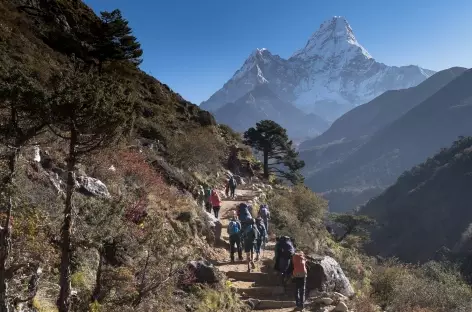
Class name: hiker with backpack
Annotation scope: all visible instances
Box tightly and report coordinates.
[227,214,243,263]
[227,175,237,199]
[258,204,270,234]
[242,218,260,272]
[204,186,212,214]
[210,189,221,218]
[274,236,296,288]
[254,217,267,261]
[292,251,307,311]
[237,203,252,228]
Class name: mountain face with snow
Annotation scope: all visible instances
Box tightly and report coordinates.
[201,16,435,122]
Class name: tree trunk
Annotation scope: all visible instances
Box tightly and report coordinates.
[57,129,77,312]
[263,146,269,180]
[0,150,18,312]
[91,248,103,303]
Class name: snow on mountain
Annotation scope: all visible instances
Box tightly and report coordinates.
[291,16,372,62]
[200,16,435,122]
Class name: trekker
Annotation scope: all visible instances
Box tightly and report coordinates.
[254,217,267,261]
[204,186,212,214]
[228,175,237,199]
[274,236,295,288]
[227,214,243,263]
[258,204,270,234]
[242,218,260,272]
[238,203,252,230]
[292,251,307,311]
[210,189,221,218]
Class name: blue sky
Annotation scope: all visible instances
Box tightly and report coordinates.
[84,0,472,104]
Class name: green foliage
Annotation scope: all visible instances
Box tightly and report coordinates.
[243,120,304,184]
[94,9,143,68]
[166,127,226,174]
[371,260,472,312]
[329,213,376,243]
[192,285,245,312]
[46,64,134,154]
[360,136,472,263]
[267,185,327,252]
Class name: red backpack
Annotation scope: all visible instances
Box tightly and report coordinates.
[292,252,307,277]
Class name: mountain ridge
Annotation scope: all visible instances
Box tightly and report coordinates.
[305,68,472,212]
[213,84,329,139]
[201,16,435,121]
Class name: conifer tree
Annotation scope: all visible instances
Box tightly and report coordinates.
[244,120,304,184]
[0,67,47,312]
[94,9,143,71]
[47,64,133,312]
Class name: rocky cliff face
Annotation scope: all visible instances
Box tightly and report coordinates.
[201,16,434,122]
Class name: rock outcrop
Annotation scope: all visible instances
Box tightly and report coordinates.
[186,260,223,284]
[306,255,354,298]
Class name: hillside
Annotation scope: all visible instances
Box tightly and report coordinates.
[201,17,433,121]
[299,67,467,179]
[305,68,472,212]
[299,67,467,151]
[0,1,252,311]
[213,84,329,139]
[360,137,472,263]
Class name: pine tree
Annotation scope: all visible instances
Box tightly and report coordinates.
[94,9,143,71]
[243,120,304,184]
[46,64,133,312]
[0,67,47,312]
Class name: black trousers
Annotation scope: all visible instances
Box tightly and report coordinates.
[230,186,236,197]
[293,277,306,308]
[229,234,242,261]
[212,206,220,218]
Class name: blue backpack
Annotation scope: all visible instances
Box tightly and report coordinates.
[239,203,251,222]
[228,221,240,235]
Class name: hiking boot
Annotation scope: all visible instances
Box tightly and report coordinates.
[250,261,256,269]
[255,254,259,261]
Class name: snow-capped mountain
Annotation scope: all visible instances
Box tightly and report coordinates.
[201,16,435,122]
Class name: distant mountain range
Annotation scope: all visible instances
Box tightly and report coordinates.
[300,67,471,212]
[360,136,472,264]
[213,84,329,139]
[201,16,434,132]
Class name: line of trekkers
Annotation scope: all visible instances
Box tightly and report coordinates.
[203,175,238,219]
[227,202,308,311]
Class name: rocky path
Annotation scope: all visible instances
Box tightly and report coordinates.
[212,187,299,311]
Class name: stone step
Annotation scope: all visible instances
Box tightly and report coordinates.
[236,286,287,298]
[244,299,296,310]
[225,271,276,285]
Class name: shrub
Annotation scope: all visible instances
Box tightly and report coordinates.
[371,260,472,312]
[267,185,327,252]
[166,127,226,173]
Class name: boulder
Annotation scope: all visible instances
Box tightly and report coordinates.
[187,260,222,284]
[202,211,222,245]
[315,297,334,305]
[33,146,41,163]
[306,255,355,298]
[334,302,348,312]
[76,176,110,198]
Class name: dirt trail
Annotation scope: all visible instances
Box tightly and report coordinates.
[211,186,299,312]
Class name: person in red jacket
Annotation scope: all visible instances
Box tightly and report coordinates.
[210,189,221,218]
[292,251,307,311]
